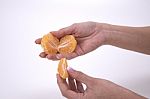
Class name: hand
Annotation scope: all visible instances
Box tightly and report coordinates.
[57,67,146,99]
[35,21,108,60]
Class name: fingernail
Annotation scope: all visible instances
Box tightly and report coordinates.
[67,67,75,72]
[56,54,61,59]
[46,55,50,58]
[39,54,45,58]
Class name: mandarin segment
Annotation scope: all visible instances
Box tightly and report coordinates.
[58,35,77,54]
[58,58,68,79]
[41,33,59,54]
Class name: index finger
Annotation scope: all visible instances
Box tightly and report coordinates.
[56,74,77,98]
[51,25,75,39]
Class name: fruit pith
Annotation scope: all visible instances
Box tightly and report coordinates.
[41,33,59,54]
[41,33,77,79]
[58,58,68,79]
[41,33,77,54]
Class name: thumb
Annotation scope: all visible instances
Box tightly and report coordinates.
[67,67,93,87]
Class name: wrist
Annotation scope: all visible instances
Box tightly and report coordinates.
[95,22,113,45]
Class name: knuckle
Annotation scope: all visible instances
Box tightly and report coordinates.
[66,55,72,60]
[66,54,76,60]
[71,23,77,30]
[75,71,84,80]
[72,23,77,26]
[92,78,108,86]
[60,29,65,34]
[67,57,72,60]
[87,21,93,23]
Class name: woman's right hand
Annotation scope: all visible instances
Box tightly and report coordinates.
[57,67,146,99]
[35,21,109,60]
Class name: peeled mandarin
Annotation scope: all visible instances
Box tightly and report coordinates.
[41,33,59,54]
[58,35,77,54]
[41,34,77,54]
[58,58,68,79]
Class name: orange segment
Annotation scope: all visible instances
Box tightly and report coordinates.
[58,35,77,54]
[41,33,59,54]
[58,58,68,79]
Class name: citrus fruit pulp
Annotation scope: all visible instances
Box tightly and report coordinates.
[41,33,77,79]
[58,58,68,79]
[41,33,77,54]
[41,33,59,54]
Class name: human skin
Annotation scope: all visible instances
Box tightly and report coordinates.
[35,21,150,98]
[35,21,150,60]
[57,67,146,99]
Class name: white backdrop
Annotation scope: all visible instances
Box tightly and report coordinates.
[0,0,150,99]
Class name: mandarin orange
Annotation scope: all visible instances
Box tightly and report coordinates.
[58,58,68,79]
[41,33,59,54]
[58,35,77,54]
[41,33,77,54]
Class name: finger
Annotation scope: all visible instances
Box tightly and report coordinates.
[39,52,47,58]
[46,54,59,61]
[35,38,42,44]
[57,74,69,90]
[67,67,93,87]
[76,80,84,93]
[68,76,77,92]
[56,74,77,98]
[73,45,85,56]
[56,52,78,60]
[51,25,75,38]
